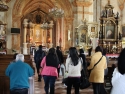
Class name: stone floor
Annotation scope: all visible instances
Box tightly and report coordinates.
[32,61,111,94]
[34,74,94,94]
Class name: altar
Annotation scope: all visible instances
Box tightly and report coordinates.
[106,54,119,58]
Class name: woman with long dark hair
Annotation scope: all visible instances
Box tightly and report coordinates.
[66,47,82,94]
[40,48,59,94]
[111,48,125,94]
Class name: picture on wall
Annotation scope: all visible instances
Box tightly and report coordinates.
[122,26,125,37]
[80,29,86,43]
[106,25,115,39]
[91,27,95,32]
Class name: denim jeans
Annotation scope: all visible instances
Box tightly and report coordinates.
[67,77,80,94]
[43,75,56,94]
[10,88,28,94]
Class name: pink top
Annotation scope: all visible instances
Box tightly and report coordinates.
[40,56,58,78]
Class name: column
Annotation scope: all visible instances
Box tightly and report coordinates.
[28,22,33,54]
[93,0,101,22]
[49,21,54,47]
[56,20,60,46]
[61,17,64,48]
[45,29,47,47]
[23,19,28,54]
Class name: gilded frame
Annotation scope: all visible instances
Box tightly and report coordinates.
[122,25,125,38]
[104,20,117,40]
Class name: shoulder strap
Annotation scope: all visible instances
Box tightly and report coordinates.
[91,55,103,70]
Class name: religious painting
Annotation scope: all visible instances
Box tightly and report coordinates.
[106,25,115,39]
[122,25,125,37]
[91,27,95,32]
[80,29,86,43]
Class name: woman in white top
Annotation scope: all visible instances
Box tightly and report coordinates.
[111,48,125,94]
[66,47,82,94]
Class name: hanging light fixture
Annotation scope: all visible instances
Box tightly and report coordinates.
[41,21,54,30]
[41,22,50,29]
[0,0,9,11]
[49,0,64,18]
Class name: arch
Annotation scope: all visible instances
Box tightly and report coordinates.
[12,0,73,51]
[12,0,73,21]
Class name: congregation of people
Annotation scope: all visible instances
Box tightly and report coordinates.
[5,45,125,94]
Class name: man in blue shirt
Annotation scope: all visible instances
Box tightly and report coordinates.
[5,54,34,94]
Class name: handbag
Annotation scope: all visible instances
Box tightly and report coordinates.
[79,57,90,89]
[80,68,90,89]
[88,55,103,76]
[62,72,68,85]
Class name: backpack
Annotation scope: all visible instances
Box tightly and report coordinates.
[34,50,45,64]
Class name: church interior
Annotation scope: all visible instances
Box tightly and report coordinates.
[0,0,125,94]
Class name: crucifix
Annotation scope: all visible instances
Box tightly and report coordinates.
[108,0,110,5]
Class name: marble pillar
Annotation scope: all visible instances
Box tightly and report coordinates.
[93,0,101,22]
[23,19,28,54]
[91,38,99,50]
[49,21,54,48]
[28,22,33,54]
[61,17,64,48]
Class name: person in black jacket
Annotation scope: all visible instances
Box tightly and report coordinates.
[34,45,46,82]
[56,46,64,77]
[79,49,87,68]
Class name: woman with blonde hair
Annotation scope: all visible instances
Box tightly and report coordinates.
[88,46,107,94]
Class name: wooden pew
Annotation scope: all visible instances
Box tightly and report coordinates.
[0,55,34,94]
[0,54,31,59]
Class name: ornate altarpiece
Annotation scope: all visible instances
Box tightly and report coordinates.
[75,20,90,50]
[99,3,122,54]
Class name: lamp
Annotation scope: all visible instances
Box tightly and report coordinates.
[49,0,64,18]
[41,21,54,30]
[0,0,9,11]
[41,22,50,29]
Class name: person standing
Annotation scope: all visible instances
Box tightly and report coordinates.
[79,49,87,68]
[40,48,59,94]
[88,46,107,94]
[66,47,82,94]
[5,54,34,94]
[34,45,46,82]
[103,49,109,76]
[111,48,125,94]
[10,53,18,63]
[56,46,64,77]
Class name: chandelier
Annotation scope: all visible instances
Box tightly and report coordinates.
[49,1,64,18]
[41,22,50,29]
[0,0,9,11]
[41,21,54,30]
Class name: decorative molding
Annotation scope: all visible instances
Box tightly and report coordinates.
[72,1,92,7]
[117,0,125,11]
[74,11,93,15]
[5,0,11,3]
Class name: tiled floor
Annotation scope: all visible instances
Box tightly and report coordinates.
[32,62,111,94]
[34,75,93,94]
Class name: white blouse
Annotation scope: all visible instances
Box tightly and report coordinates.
[66,57,82,77]
[111,68,125,94]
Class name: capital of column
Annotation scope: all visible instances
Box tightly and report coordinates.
[29,22,34,29]
[48,21,54,29]
[23,19,28,28]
